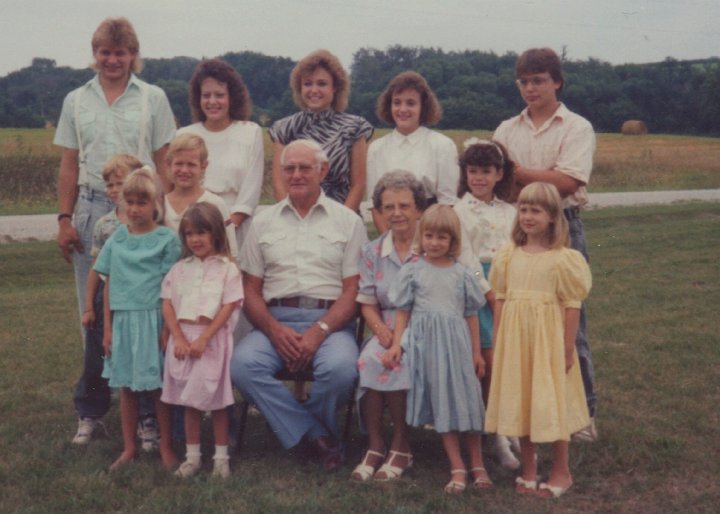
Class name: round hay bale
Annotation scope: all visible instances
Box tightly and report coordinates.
[621,120,648,135]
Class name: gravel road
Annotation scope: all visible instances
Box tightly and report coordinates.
[2,189,719,243]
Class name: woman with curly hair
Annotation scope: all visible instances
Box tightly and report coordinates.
[178,58,263,249]
[367,71,460,233]
[269,49,373,211]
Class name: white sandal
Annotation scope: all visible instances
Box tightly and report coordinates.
[350,449,385,482]
[444,469,467,494]
[373,450,413,481]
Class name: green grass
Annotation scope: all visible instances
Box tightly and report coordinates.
[1,202,718,513]
[1,129,719,215]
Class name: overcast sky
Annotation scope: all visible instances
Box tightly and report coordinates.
[2,0,719,76]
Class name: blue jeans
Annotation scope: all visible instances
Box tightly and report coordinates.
[565,209,597,417]
[231,307,358,449]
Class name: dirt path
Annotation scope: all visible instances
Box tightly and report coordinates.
[2,189,719,243]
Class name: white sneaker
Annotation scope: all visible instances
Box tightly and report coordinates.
[72,417,97,445]
[493,435,520,470]
[137,417,159,452]
[572,417,599,442]
[212,457,231,479]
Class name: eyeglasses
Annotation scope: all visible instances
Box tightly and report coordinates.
[281,163,319,174]
[515,76,553,89]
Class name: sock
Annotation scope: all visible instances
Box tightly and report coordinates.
[214,445,229,461]
[186,443,201,464]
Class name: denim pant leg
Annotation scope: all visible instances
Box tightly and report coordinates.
[73,281,111,419]
[567,215,597,417]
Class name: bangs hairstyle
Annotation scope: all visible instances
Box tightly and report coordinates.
[189,59,252,122]
[415,204,462,258]
[511,182,569,249]
[166,133,209,164]
[122,166,164,222]
[515,47,564,94]
[457,140,515,201]
[91,17,143,74]
[376,71,442,127]
[372,169,426,212]
[290,49,349,112]
[178,202,231,259]
[102,154,143,182]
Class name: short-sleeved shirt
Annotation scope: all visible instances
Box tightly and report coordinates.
[177,121,264,216]
[366,126,459,205]
[240,191,368,302]
[91,208,121,258]
[494,103,595,208]
[161,255,244,322]
[54,74,176,192]
[269,109,374,204]
[94,225,181,310]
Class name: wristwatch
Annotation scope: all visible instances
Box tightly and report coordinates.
[315,320,330,335]
[57,213,72,222]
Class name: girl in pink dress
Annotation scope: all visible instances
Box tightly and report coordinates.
[161,202,244,478]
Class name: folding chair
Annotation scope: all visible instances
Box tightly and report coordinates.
[235,317,366,449]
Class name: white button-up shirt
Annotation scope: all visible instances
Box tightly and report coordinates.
[455,192,516,266]
[494,103,595,208]
[240,192,368,302]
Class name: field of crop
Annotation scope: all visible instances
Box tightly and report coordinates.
[0,127,718,215]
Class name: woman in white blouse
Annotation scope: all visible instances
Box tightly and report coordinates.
[367,71,460,233]
[178,59,264,250]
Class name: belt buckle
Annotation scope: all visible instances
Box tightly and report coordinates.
[298,297,315,309]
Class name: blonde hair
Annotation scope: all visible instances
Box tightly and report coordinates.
[511,182,569,249]
[122,166,164,222]
[290,49,349,112]
[101,154,143,182]
[415,204,462,258]
[90,17,143,74]
[166,133,209,164]
[178,202,231,259]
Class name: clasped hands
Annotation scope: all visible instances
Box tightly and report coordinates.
[270,323,325,372]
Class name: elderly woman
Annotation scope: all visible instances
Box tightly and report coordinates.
[367,71,460,233]
[178,58,264,249]
[270,49,373,211]
[351,170,426,482]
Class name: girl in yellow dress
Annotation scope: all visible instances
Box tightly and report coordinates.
[485,182,591,498]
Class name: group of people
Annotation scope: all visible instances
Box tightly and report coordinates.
[55,17,597,498]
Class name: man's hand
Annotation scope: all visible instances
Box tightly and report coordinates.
[57,219,82,263]
[269,323,303,366]
[289,324,325,372]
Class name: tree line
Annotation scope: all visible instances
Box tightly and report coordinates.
[1,47,719,135]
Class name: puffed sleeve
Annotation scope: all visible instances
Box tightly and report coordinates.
[462,266,486,316]
[268,114,293,144]
[160,231,182,274]
[222,262,244,308]
[555,248,592,308]
[357,239,379,305]
[387,262,416,310]
[351,115,374,143]
[489,243,514,300]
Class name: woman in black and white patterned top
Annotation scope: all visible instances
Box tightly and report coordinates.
[269,49,373,211]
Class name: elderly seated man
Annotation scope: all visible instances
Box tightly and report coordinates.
[231,138,367,471]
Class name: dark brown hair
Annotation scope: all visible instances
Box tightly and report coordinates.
[178,202,231,258]
[457,139,515,201]
[376,71,442,126]
[189,59,252,122]
[516,48,564,93]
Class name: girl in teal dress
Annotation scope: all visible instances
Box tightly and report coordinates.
[94,167,181,471]
[385,204,491,494]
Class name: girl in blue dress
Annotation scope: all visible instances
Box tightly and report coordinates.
[94,167,181,471]
[385,204,491,494]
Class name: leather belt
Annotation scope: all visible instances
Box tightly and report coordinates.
[267,297,335,309]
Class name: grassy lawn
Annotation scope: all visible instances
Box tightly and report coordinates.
[1,128,719,215]
[1,202,718,513]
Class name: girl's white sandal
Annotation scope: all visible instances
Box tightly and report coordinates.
[373,450,413,481]
[444,469,467,494]
[350,449,385,482]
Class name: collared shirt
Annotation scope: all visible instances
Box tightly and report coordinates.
[494,102,596,208]
[240,191,368,302]
[161,255,244,322]
[455,193,516,265]
[163,190,239,259]
[356,230,419,309]
[366,126,460,206]
[177,121,264,216]
[91,208,121,258]
[54,74,176,192]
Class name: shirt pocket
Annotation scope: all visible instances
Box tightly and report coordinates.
[258,230,292,265]
[315,229,348,268]
[76,111,97,149]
